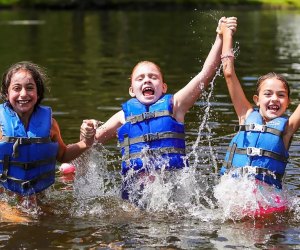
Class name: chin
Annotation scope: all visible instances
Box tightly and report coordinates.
[140,96,158,105]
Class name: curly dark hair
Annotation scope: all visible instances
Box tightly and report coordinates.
[1,61,48,108]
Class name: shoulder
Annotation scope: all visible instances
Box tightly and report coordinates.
[50,118,61,139]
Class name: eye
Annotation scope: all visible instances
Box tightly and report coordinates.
[26,85,35,91]
[277,91,287,97]
[263,92,272,96]
[149,74,158,80]
[135,75,144,81]
[12,86,21,92]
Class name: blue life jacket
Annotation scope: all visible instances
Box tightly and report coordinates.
[117,94,187,175]
[0,103,58,195]
[220,109,289,189]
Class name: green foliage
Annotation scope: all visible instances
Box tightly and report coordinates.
[0,0,19,5]
[0,0,299,9]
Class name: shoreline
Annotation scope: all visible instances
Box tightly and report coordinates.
[0,1,299,11]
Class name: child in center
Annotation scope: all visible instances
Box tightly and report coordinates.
[81,17,237,201]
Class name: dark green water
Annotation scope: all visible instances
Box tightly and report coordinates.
[0,9,299,249]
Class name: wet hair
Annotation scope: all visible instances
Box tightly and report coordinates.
[130,61,164,83]
[256,72,290,97]
[1,61,48,108]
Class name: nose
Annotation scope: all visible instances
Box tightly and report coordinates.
[20,87,27,97]
[143,74,151,83]
[271,94,279,101]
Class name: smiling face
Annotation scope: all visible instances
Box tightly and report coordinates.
[253,77,290,122]
[7,69,38,120]
[129,61,167,105]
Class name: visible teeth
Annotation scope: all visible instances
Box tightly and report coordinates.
[142,87,154,95]
[268,105,279,110]
[18,100,29,104]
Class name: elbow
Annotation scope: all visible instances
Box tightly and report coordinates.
[222,63,235,79]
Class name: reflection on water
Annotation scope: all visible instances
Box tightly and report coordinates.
[0,8,300,249]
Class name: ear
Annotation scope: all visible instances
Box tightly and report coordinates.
[162,83,168,93]
[253,95,259,106]
[129,86,135,97]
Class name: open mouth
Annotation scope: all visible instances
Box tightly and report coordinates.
[142,87,154,96]
[268,105,279,112]
[17,100,30,105]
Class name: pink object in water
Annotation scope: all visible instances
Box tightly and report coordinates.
[254,205,287,217]
[59,163,76,174]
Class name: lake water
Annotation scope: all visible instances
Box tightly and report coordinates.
[0,8,299,249]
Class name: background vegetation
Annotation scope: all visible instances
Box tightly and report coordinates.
[0,0,299,9]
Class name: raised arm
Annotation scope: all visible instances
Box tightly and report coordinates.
[284,104,300,147]
[221,20,252,124]
[173,17,237,123]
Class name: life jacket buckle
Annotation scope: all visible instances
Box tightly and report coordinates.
[142,112,155,120]
[242,165,257,175]
[246,147,263,156]
[143,133,159,142]
[249,123,267,132]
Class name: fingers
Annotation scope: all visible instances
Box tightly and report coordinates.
[83,119,103,128]
[80,120,96,139]
[225,17,238,33]
[216,16,226,34]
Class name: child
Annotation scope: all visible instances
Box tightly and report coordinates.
[0,61,94,221]
[218,21,300,215]
[81,17,237,200]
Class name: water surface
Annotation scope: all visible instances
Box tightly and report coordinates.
[0,8,299,249]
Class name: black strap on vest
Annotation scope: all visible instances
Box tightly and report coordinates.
[0,155,10,182]
[0,157,56,170]
[234,123,283,137]
[223,143,288,169]
[126,110,171,124]
[3,169,55,190]
[1,136,52,158]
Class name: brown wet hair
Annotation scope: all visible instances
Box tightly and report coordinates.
[256,72,290,97]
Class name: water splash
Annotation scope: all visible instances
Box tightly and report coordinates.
[214,171,292,221]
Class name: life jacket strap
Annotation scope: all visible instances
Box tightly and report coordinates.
[1,136,52,158]
[122,147,186,162]
[0,136,52,144]
[3,169,55,191]
[234,124,282,136]
[223,144,288,169]
[228,166,284,182]
[235,147,288,162]
[126,110,171,124]
[223,143,237,169]
[120,132,185,148]
[0,155,10,182]
[0,155,56,171]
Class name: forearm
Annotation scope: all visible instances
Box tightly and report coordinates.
[222,30,252,122]
[94,111,123,144]
[200,34,223,83]
[59,141,91,163]
[173,34,223,118]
